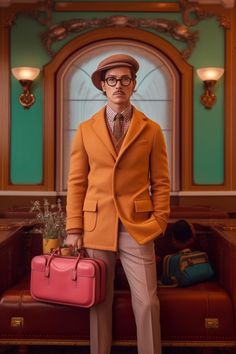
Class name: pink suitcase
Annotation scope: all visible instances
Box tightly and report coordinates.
[30,249,106,308]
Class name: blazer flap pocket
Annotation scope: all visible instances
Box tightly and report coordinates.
[134,199,153,212]
[83,200,98,212]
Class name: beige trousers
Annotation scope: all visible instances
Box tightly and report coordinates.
[86,230,162,354]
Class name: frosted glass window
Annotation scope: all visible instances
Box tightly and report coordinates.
[58,40,179,192]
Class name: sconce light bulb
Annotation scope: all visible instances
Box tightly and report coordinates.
[196,67,224,109]
[12,67,40,81]
[11,67,40,109]
[196,67,224,81]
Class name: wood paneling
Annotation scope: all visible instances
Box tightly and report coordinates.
[0,9,10,191]
[230,6,236,190]
[55,2,180,12]
[0,2,235,193]
[0,195,235,213]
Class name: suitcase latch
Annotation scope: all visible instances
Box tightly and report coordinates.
[205,318,219,328]
[11,317,24,328]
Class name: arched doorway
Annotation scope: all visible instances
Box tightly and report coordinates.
[57,39,179,191]
[43,28,193,192]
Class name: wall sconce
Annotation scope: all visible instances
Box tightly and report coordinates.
[196,67,224,109]
[11,67,40,109]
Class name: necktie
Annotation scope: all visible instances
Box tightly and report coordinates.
[113,113,124,141]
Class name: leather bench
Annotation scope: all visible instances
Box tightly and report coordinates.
[0,221,236,352]
[0,279,234,344]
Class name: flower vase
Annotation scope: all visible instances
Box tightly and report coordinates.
[43,238,60,254]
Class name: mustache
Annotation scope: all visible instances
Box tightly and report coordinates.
[113,90,125,95]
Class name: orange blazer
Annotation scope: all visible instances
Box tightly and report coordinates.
[66,106,170,251]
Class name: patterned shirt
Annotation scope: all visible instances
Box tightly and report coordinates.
[105,104,133,135]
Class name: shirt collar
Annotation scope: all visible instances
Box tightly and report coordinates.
[106,104,133,123]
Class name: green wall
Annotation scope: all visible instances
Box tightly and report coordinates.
[10,9,225,186]
[190,18,225,185]
[11,17,48,184]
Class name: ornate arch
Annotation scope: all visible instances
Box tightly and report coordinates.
[43,27,193,190]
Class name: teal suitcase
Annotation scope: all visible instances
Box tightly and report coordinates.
[162,248,214,287]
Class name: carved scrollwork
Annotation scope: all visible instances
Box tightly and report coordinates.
[3,0,53,28]
[33,0,54,26]
[179,0,230,30]
[179,0,213,26]
[218,15,231,29]
[41,15,198,60]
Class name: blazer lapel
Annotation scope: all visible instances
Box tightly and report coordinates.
[91,107,117,160]
[118,107,147,160]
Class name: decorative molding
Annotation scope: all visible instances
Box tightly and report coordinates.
[55,1,180,12]
[218,14,231,28]
[180,0,213,26]
[41,1,229,59]
[41,15,199,60]
[171,191,236,196]
[4,1,229,57]
[2,0,53,27]
[0,191,60,196]
[180,0,230,29]
[1,191,236,196]
[189,0,235,8]
[0,0,234,9]
[0,0,38,7]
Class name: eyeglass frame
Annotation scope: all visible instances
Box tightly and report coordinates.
[104,75,134,87]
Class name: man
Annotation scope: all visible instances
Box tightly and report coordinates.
[65,54,170,354]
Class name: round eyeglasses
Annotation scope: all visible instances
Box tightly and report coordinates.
[105,76,133,87]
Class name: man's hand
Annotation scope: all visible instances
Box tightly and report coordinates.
[64,233,83,249]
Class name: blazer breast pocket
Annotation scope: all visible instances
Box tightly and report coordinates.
[83,200,98,232]
[134,199,153,222]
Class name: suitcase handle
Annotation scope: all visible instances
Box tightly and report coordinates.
[44,248,88,279]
